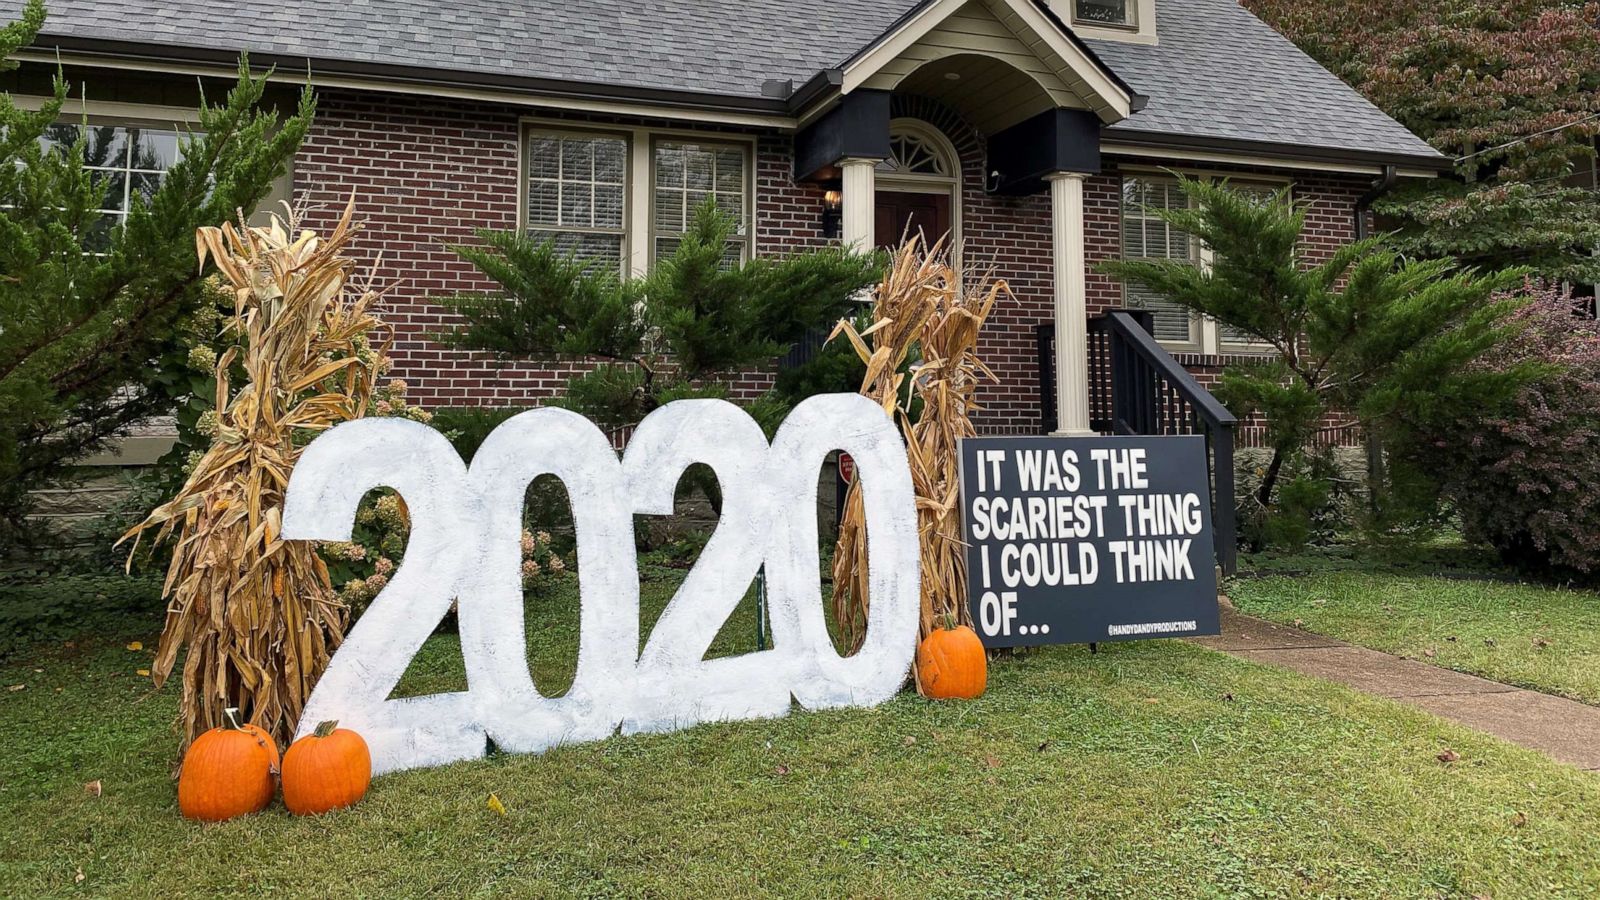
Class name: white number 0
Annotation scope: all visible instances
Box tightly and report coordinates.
[282,394,920,775]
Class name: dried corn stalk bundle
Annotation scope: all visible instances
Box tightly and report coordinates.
[828,235,948,654]
[904,270,1006,639]
[121,198,390,752]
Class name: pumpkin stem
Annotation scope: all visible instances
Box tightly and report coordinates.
[313,720,339,739]
[940,610,958,632]
[222,707,244,731]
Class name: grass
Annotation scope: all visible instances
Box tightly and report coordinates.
[3,564,1600,897]
[1230,545,1600,706]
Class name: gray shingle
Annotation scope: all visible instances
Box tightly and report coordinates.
[1090,0,1443,162]
[5,0,1443,164]
[9,0,907,97]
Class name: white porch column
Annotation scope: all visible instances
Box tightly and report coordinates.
[840,157,877,250]
[1047,171,1093,436]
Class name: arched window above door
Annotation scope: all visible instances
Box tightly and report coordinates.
[876,122,958,178]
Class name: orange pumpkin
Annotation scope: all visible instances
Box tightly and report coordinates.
[178,708,280,822]
[281,720,371,816]
[916,623,987,700]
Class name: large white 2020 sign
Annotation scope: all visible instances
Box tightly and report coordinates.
[282,394,920,775]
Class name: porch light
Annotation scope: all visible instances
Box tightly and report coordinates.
[821,189,843,240]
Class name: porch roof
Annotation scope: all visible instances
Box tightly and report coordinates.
[6,0,1447,169]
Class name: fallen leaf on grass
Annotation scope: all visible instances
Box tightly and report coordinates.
[1437,749,1461,764]
[136,669,150,677]
[7,684,23,692]
[1511,811,1527,828]
[902,736,916,747]
[1143,697,1160,704]
[486,793,507,817]
[1292,619,1305,628]
[1423,648,1437,658]
[982,755,1001,769]
[1533,637,1551,650]
[74,867,84,884]
[84,781,102,797]
[774,764,791,776]
[125,641,143,651]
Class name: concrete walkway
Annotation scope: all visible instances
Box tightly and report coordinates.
[1192,607,1600,772]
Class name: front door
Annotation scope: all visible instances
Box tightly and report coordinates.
[875,191,951,251]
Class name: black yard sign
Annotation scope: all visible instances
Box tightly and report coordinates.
[958,435,1220,648]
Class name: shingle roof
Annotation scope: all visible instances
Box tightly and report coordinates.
[12,0,908,98]
[7,0,1445,166]
[1088,0,1444,164]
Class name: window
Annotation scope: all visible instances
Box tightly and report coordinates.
[524,129,629,273]
[35,121,186,252]
[1120,174,1289,354]
[876,130,952,177]
[1074,0,1132,26]
[651,140,749,265]
[1121,177,1199,346]
[1216,182,1284,351]
[520,126,753,275]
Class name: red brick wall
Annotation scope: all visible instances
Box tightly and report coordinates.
[296,90,816,411]
[293,89,1372,439]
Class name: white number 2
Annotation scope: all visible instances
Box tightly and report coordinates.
[282,394,920,775]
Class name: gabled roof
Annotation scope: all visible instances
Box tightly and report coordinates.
[835,0,1141,123]
[4,0,1447,169]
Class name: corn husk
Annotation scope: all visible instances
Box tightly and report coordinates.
[120,198,390,752]
[905,264,1006,638]
[828,235,1004,668]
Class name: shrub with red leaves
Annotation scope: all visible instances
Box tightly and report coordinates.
[1417,281,1600,575]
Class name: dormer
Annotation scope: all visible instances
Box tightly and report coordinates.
[1051,0,1158,45]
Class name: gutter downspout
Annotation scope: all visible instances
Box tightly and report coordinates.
[1354,164,1398,240]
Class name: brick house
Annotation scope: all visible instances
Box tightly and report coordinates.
[6,0,1445,454]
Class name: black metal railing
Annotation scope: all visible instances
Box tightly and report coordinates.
[1038,311,1240,574]
[778,324,833,370]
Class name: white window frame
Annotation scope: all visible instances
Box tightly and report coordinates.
[518,118,756,279]
[1119,167,1291,356]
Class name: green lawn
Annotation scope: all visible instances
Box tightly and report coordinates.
[1230,551,1600,706]
[3,566,1600,897]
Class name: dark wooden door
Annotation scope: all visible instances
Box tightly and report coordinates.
[874,191,951,251]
